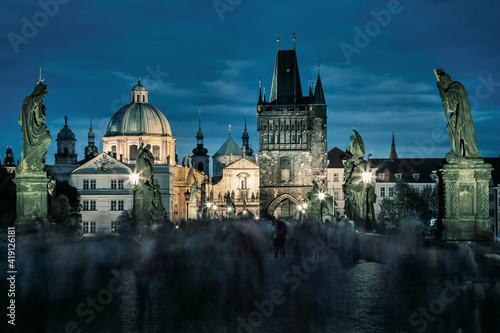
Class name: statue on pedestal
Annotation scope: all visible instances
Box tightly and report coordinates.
[14,75,53,230]
[435,68,481,162]
[435,69,492,240]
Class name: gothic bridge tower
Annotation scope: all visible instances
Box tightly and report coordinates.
[256,36,327,218]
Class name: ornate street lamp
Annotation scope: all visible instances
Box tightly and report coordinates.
[129,173,139,222]
[213,204,217,218]
[206,202,212,219]
[362,171,372,231]
[318,192,325,223]
[184,189,190,221]
[227,206,232,219]
[297,205,302,221]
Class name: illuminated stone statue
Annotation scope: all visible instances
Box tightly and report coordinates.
[435,68,481,162]
[14,77,53,230]
[16,81,52,172]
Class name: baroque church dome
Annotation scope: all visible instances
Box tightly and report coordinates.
[57,116,76,140]
[105,79,172,137]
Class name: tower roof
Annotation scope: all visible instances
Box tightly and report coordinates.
[131,78,147,91]
[269,50,303,104]
[213,132,241,157]
[389,129,399,160]
[56,116,76,141]
[3,148,15,167]
[313,73,326,104]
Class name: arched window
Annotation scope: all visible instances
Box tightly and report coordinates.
[111,145,116,155]
[64,147,69,155]
[142,94,145,103]
[197,162,204,172]
[132,95,135,103]
[129,145,138,160]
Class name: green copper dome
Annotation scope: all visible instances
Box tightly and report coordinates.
[105,103,172,137]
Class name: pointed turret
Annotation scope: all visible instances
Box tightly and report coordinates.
[84,117,99,160]
[389,129,399,160]
[308,76,314,101]
[258,78,263,104]
[192,110,208,157]
[313,66,325,104]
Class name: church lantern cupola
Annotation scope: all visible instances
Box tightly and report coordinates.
[55,116,78,165]
[131,77,148,104]
[84,116,99,160]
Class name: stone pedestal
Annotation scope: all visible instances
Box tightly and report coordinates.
[13,171,51,232]
[441,160,493,241]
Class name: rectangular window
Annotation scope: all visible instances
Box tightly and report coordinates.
[83,201,89,211]
[111,201,117,211]
[90,179,96,190]
[83,221,89,233]
[90,201,96,211]
[111,221,117,233]
[334,190,339,200]
[90,222,96,233]
[380,187,386,197]
[388,187,394,197]
[83,180,89,190]
[118,180,124,189]
[379,174,384,181]
[118,201,124,211]
[489,193,494,202]
[490,208,495,217]
[334,174,339,182]
[111,180,117,189]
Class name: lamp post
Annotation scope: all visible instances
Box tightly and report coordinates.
[206,202,212,219]
[129,173,139,222]
[227,206,232,219]
[213,204,217,218]
[318,193,325,223]
[184,189,190,221]
[362,171,372,232]
[297,205,302,221]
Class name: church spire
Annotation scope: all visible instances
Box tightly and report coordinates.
[242,113,253,156]
[193,110,208,157]
[84,116,98,160]
[389,128,399,160]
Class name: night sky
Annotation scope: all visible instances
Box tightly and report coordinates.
[2,0,500,171]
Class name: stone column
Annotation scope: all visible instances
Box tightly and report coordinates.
[14,171,51,232]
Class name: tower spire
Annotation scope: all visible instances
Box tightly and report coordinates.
[229,124,231,136]
[389,128,399,160]
[313,62,325,104]
[242,112,253,156]
[293,32,296,50]
[198,109,202,131]
[277,33,280,51]
[258,77,263,104]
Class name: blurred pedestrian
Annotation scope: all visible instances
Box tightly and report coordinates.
[272,217,287,259]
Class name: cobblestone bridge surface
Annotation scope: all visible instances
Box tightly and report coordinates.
[4,226,500,333]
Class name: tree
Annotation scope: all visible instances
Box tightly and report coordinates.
[377,182,438,232]
[0,168,16,227]
[51,194,71,225]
